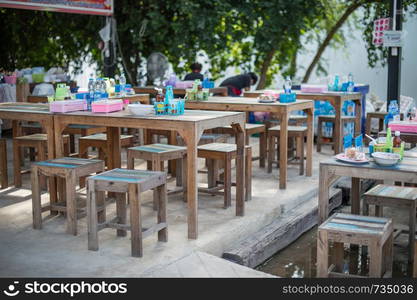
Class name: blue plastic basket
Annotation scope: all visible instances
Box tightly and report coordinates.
[279,93,296,103]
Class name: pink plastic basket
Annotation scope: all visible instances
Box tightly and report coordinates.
[50,100,87,113]
[91,100,123,113]
[4,75,17,85]
[388,122,417,133]
[300,84,327,93]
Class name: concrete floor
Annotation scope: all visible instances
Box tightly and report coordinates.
[0,134,332,277]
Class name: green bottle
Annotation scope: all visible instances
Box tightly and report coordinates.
[386,127,392,151]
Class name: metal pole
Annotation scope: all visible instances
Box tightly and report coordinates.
[386,0,402,109]
[103,17,116,78]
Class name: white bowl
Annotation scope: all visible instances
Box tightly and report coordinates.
[371,152,400,166]
[128,104,154,116]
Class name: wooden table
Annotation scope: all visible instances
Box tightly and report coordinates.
[318,157,417,224]
[134,86,228,97]
[185,96,314,189]
[53,109,246,239]
[27,93,150,104]
[0,102,58,203]
[244,90,362,154]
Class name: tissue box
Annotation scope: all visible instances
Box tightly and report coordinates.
[300,84,327,93]
[279,93,296,103]
[91,100,123,113]
[50,100,87,113]
[388,122,417,134]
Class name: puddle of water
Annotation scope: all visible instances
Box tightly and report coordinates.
[257,226,412,278]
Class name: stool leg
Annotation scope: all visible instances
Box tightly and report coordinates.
[78,142,88,188]
[369,240,383,277]
[207,159,215,188]
[182,155,187,202]
[65,172,77,235]
[267,135,274,173]
[69,134,76,154]
[384,232,393,277]
[224,156,232,208]
[317,119,323,153]
[0,141,7,189]
[245,148,252,201]
[31,165,42,229]
[116,193,127,237]
[259,131,266,168]
[375,205,383,217]
[152,157,161,211]
[97,190,106,223]
[333,242,344,272]
[409,201,416,262]
[127,151,134,169]
[298,136,304,176]
[157,183,168,242]
[13,140,22,188]
[37,144,47,190]
[87,179,99,251]
[316,229,329,277]
[63,138,70,157]
[129,184,142,257]
[413,240,417,278]
[176,158,182,187]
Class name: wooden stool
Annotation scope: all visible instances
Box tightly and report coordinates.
[213,123,267,167]
[363,184,417,262]
[13,134,70,188]
[178,133,229,146]
[317,213,393,278]
[267,125,306,175]
[0,138,7,189]
[197,143,252,206]
[127,143,187,209]
[366,112,404,139]
[78,133,134,164]
[31,157,104,235]
[87,168,167,257]
[317,115,356,152]
[64,124,107,154]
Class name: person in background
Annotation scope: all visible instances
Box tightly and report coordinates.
[184,63,204,81]
[219,72,258,96]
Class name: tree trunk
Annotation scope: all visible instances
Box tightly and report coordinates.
[256,48,276,90]
[302,0,378,83]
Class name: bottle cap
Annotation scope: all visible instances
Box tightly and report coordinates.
[395,131,400,136]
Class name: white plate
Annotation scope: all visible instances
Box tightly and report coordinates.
[335,153,369,164]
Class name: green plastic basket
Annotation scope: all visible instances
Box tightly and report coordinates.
[32,73,45,83]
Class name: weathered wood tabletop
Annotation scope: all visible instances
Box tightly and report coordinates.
[53,109,246,239]
[134,86,228,97]
[244,90,362,154]
[318,156,417,224]
[27,93,151,104]
[185,96,314,189]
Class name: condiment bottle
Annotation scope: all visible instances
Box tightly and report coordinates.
[393,131,402,148]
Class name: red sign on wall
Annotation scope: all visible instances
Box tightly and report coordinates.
[0,0,113,16]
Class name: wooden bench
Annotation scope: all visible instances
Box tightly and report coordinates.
[86,168,167,257]
[0,139,7,189]
[197,143,252,206]
[31,157,104,235]
[13,134,70,188]
[267,125,306,175]
[127,143,187,208]
[363,184,417,263]
[317,115,356,152]
[213,123,267,168]
[317,213,393,278]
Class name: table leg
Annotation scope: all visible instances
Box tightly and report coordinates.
[279,113,289,189]
[232,122,245,216]
[351,177,360,215]
[334,101,343,154]
[354,99,362,136]
[180,127,199,239]
[106,127,121,170]
[168,130,177,177]
[319,164,330,224]
[305,107,313,177]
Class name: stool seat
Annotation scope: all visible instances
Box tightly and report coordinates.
[318,115,356,121]
[79,133,132,141]
[364,184,417,200]
[87,168,167,257]
[129,143,186,156]
[317,213,393,278]
[198,143,239,153]
[268,125,307,133]
[219,123,265,133]
[31,157,104,235]
[15,133,52,141]
[89,168,166,192]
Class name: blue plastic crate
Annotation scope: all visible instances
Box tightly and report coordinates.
[279,93,296,103]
